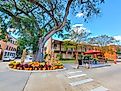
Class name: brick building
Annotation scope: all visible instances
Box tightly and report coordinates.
[0,34,17,61]
[46,38,121,61]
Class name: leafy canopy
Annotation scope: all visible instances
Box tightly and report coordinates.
[0,0,104,53]
[88,35,119,46]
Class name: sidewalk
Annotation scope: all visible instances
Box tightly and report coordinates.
[24,72,74,91]
[0,62,108,91]
[23,68,108,91]
[0,62,9,72]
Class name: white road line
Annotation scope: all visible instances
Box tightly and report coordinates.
[67,71,82,74]
[91,86,109,91]
[69,78,94,86]
[68,74,87,79]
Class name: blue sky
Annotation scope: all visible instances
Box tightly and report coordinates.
[66,0,121,41]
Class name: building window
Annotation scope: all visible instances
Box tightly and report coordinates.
[85,48,87,52]
[10,53,12,56]
[4,52,7,56]
[54,44,57,49]
[7,52,10,56]
[10,40,12,43]
[11,47,13,51]
[9,47,11,50]
[6,46,8,50]
[12,40,14,44]
[13,48,16,51]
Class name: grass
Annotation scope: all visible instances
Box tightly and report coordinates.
[60,59,75,64]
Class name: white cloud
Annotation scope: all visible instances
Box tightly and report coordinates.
[71,24,90,34]
[7,28,15,32]
[72,24,83,27]
[114,35,121,41]
[76,12,84,17]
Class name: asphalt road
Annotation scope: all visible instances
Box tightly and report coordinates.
[1,62,121,91]
[0,62,31,91]
[0,62,101,91]
[82,63,121,91]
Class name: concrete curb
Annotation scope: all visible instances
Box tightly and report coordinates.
[80,64,111,69]
[7,66,67,73]
[91,64,111,68]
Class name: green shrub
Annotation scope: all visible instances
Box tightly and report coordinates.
[56,54,63,60]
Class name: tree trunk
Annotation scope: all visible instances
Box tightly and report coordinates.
[75,51,78,64]
[35,29,59,62]
[66,49,68,58]
[21,49,26,63]
[35,10,70,62]
[32,51,37,61]
[33,0,73,62]
[35,45,44,62]
[75,45,78,64]
[35,38,44,62]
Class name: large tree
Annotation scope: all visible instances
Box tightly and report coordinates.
[0,0,104,61]
[63,40,76,59]
[64,24,91,63]
[88,35,119,56]
[88,35,118,47]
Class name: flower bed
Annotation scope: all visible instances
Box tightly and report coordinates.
[9,61,64,71]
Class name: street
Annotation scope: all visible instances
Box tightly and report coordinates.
[82,63,121,91]
[0,62,121,91]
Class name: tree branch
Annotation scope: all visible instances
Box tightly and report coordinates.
[28,0,59,26]
[0,6,20,21]
[29,7,38,12]
[42,0,74,45]
[13,0,30,17]
[31,12,40,31]
[81,0,88,4]
[40,19,52,29]
[53,0,73,31]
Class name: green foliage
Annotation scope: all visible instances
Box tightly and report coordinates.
[83,55,92,60]
[0,0,104,38]
[63,40,76,51]
[56,54,63,60]
[88,35,118,56]
[78,54,84,60]
[0,0,104,61]
[61,59,74,64]
[0,29,8,41]
[0,0,71,38]
[116,47,121,54]
[0,34,5,40]
[64,25,91,44]
[88,35,118,46]
[17,29,39,54]
[63,25,91,54]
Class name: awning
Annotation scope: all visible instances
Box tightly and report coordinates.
[84,50,101,54]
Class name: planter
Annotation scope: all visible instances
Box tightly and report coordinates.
[8,61,64,71]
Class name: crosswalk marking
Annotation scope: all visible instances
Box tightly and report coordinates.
[69,78,94,86]
[91,86,109,91]
[68,74,87,79]
[67,71,82,74]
